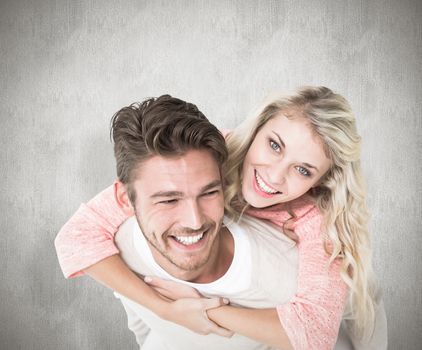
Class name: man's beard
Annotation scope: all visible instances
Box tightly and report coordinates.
[135,215,219,272]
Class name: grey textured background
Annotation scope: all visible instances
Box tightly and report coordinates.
[1,0,421,349]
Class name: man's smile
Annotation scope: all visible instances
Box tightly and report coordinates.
[173,232,205,245]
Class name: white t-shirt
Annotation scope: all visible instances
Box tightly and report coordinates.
[115,215,299,350]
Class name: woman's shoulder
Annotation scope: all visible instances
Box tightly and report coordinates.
[289,194,321,221]
[289,195,326,239]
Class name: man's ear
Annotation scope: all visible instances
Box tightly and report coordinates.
[114,180,135,216]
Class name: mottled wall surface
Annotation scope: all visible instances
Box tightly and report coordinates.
[0,0,420,349]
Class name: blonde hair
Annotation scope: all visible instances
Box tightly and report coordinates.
[224,86,376,339]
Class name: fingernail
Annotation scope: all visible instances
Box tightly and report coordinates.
[144,276,152,283]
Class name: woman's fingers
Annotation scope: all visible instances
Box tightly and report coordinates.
[283,218,299,241]
[207,322,234,338]
[163,297,234,338]
[283,227,299,241]
[201,298,233,337]
[201,297,230,310]
[152,287,175,301]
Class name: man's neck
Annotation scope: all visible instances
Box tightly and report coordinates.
[190,226,234,283]
[151,226,234,284]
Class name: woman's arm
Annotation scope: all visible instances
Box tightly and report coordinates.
[84,254,230,337]
[145,276,293,349]
[54,185,231,336]
[55,185,129,278]
[83,255,167,310]
[248,203,349,350]
[207,306,293,350]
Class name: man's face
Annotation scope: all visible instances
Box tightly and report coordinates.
[130,149,225,279]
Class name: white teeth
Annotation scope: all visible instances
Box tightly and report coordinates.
[174,232,204,246]
[255,172,278,194]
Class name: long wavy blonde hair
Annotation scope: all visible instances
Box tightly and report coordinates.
[224,86,376,339]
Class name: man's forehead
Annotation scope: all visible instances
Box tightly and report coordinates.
[133,149,222,195]
[140,149,218,171]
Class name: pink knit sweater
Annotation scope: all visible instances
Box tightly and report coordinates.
[55,185,348,350]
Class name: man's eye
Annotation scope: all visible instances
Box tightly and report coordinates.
[203,190,219,197]
[296,166,311,177]
[269,139,281,152]
[158,199,178,205]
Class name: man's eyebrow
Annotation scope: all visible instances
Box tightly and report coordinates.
[150,191,184,198]
[200,180,223,192]
[150,180,222,199]
[272,130,319,172]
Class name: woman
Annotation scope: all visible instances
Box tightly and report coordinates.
[55,86,380,349]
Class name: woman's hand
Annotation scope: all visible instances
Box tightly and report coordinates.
[283,217,299,242]
[165,297,233,337]
[145,276,233,338]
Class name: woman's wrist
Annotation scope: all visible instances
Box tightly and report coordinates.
[150,297,172,320]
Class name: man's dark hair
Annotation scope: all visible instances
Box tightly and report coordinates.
[110,94,228,202]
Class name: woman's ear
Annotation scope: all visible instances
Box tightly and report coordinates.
[312,181,322,189]
[114,180,135,216]
[312,169,330,189]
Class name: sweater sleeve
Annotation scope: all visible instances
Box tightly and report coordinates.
[54,185,131,279]
[248,204,348,350]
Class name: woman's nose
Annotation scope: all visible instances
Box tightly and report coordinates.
[268,163,288,186]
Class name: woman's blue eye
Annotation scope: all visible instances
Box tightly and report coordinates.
[269,140,280,152]
[296,166,311,177]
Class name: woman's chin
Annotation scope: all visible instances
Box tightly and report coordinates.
[243,191,275,208]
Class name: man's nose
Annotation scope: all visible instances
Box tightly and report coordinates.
[179,200,205,230]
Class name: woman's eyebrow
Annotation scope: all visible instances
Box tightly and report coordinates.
[271,131,285,148]
[302,162,319,172]
[272,130,319,172]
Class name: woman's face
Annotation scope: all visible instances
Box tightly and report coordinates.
[241,113,332,208]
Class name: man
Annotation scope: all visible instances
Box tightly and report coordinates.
[109,95,294,349]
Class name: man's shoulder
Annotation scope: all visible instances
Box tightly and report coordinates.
[115,216,137,242]
[114,216,152,276]
[223,215,299,308]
